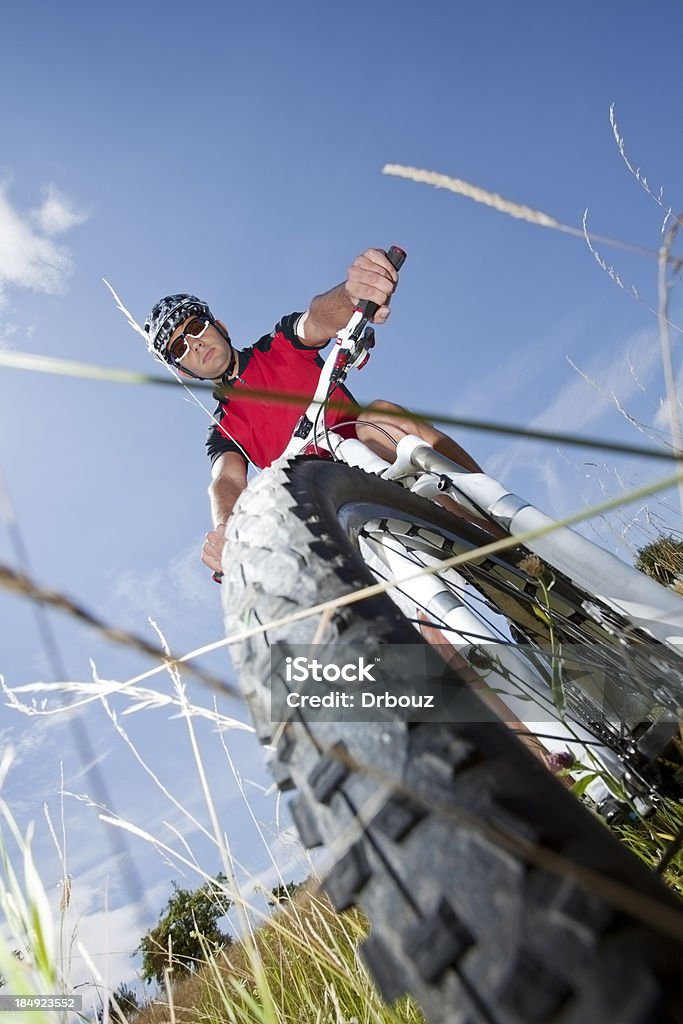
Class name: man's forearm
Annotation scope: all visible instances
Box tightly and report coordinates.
[302,282,356,344]
[301,249,398,345]
[209,476,247,526]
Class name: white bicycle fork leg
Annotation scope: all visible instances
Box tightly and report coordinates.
[377,537,620,796]
[378,539,555,719]
[327,436,392,475]
[391,436,683,647]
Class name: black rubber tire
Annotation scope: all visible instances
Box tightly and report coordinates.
[223,457,683,1024]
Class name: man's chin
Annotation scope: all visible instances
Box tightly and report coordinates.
[179,357,231,382]
[201,353,232,381]
[211,357,232,380]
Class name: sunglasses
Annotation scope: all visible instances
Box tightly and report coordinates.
[168,317,214,363]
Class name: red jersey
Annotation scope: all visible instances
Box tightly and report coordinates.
[205,312,358,469]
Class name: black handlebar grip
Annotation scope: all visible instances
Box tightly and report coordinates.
[358,244,407,320]
[386,245,407,271]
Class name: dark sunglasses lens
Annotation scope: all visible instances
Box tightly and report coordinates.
[185,317,208,338]
[169,335,190,361]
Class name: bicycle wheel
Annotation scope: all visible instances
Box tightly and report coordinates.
[222,457,683,1024]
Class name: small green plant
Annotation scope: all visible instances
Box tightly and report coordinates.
[267,881,302,906]
[635,534,683,588]
[613,798,683,898]
[97,981,141,1023]
[0,765,73,1023]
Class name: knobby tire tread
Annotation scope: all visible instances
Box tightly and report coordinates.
[222,457,683,1024]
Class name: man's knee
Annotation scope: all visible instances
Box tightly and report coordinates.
[366,398,406,418]
[366,398,433,437]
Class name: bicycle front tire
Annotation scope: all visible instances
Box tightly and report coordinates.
[223,457,683,1024]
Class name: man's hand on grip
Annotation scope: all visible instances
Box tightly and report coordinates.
[202,523,227,575]
[345,248,399,323]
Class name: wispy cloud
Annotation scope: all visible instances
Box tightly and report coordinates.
[69,893,153,994]
[487,324,663,492]
[0,183,89,306]
[49,870,169,997]
[531,326,661,435]
[652,347,683,434]
[109,538,219,640]
[472,321,681,536]
[30,185,89,237]
[0,711,65,778]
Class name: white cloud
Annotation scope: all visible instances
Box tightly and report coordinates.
[69,894,151,996]
[53,874,168,998]
[652,351,683,435]
[0,183,88,306]
[488,324,663,494]
[241,828,316,898]
[30,184,89,237]
[0,712,65,779]
[106,537,232,669]
[532,326,661,435]
[0,320,28,350]
[111,540,209,627]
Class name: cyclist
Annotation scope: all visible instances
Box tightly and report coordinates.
[144,247,482,577]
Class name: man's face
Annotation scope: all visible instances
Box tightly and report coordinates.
[169,315,233,379]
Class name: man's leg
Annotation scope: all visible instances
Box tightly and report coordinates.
[355,398,482,471]
[355,399,502,533]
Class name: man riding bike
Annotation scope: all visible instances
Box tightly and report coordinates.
[144,247,482,578]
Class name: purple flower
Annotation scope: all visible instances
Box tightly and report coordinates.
[545,750,575,772]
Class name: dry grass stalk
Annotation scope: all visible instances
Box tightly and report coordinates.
[0,561,236,697]
[609,103,683,233]
[382,164,656,256]
[132,888,424,1024]
[581,209,683,343]
[383,163,562,228]
[656,219,683,513]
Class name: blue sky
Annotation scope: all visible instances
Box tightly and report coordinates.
[0,0,682,1001]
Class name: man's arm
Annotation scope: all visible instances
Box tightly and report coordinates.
[296,248,399,347]
[201,451,249,574]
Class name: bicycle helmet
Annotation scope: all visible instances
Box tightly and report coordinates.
[144,293,213,364]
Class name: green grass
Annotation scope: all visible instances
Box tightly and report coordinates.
[108,799,683,1024]
[2,625,681,1024]
[1,743,681,1024]
[611,797,683,897]
[129,887,425,1024]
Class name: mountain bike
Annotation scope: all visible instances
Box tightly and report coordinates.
[221,247,683,1024]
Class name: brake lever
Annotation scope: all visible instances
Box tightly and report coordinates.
[349,326,375,370]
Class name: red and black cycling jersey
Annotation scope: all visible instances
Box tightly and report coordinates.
[205,312,359,470]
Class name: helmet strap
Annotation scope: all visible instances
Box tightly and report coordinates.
[220,347,237,382]
[213,323,238,386]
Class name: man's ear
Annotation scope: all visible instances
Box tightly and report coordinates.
[215,319,230,338]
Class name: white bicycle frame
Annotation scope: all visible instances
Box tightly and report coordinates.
[280,303,683,792]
